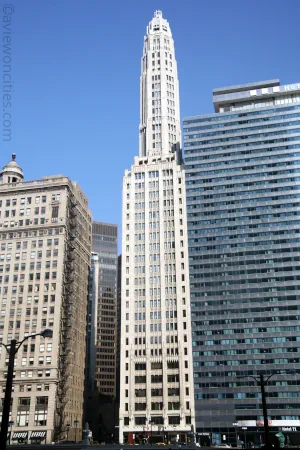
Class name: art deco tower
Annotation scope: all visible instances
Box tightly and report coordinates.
[119,11,195,444]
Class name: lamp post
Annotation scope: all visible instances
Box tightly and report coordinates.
[232,422,238,447]
[74,419,79,443]
[8,420,14,446]
[237,370,296,450]
[0,329,53,450]
[242,427,247,448]
[66,423,70,441]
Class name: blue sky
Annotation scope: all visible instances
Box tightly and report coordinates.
[1,0,300,252]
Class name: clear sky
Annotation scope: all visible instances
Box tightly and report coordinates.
[1,0,300,252]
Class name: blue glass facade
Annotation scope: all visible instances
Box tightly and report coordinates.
[184,80,300,446]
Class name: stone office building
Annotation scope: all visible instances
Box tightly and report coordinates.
[119,11,195,444]
[0,154,91,444]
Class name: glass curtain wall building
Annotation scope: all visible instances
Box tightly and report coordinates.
[184,80,300,446]
[85,222,118,443]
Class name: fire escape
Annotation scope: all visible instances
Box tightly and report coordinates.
[54,195,78,441]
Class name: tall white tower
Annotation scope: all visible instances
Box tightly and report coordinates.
[139,10,181,159]
[119,11,195,444]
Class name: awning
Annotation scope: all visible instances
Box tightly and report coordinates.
[12,431,28,439]
[30,430,47,439]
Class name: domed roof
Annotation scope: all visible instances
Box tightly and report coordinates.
[0,153,24,183]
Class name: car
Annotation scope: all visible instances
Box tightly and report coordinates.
[216,445,231,448]
[58,441,76,445]
[157,443,167,446]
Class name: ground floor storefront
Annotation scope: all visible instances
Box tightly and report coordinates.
[122,430,193,445]
[196,426,300,447]
[6,429,49,445]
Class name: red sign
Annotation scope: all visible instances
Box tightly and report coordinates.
[256,420,272,427]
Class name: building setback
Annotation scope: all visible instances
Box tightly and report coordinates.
[119,11,195,445]
[86,222,118,442]
[184,80,300,446]
[0,154,91,444]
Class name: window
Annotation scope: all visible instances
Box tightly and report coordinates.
[34,396,48,426]
[16,397,30,426]
[52,206,59,222]
[169,416,180,425]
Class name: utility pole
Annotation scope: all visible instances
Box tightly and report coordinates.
[8,420,14,446]
[232,422,238,447]
[66,424,70,441]
[237,371,296,450]
[260,374,270,449]
[242,427,247,448]
[74,419,79,443]
[0,329,53,450]
[0,339,16,449]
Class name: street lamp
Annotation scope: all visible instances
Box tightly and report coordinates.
[66,423,70,441]
[0,329,53,450]
[237,370,296,450]
[8,420,14,446]
[74,419,79,443]
[232,422,238,447]
[241,427,247,448]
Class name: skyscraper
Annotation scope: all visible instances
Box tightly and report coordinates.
[0,155,91,444]
[184,80,300,446]
[119,11,195,445]
[85,222,118,442]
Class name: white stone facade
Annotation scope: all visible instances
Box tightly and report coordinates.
[119,11,195,444]
[139,10,181,159]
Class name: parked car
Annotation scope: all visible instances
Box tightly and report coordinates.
[58,441,76,445]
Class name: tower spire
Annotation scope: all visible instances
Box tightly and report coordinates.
[139,10,181,158]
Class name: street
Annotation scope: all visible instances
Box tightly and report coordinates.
[5,446,208,450]
[6,445,201,450]
[4,445,300,450]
